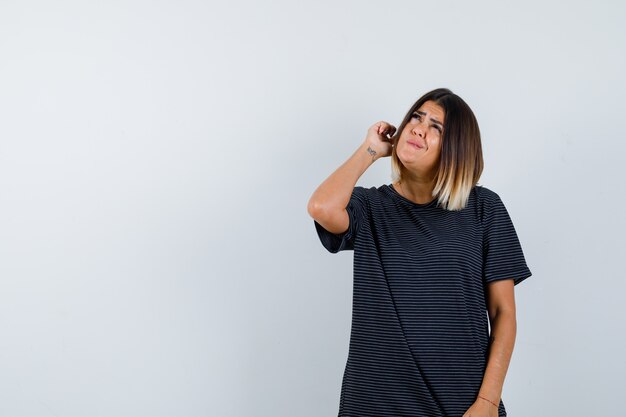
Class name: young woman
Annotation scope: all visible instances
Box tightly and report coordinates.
[307,88,532,417]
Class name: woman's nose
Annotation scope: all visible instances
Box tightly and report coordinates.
[412,123,425,137]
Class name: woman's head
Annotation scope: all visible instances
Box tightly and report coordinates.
[390,88,483,211]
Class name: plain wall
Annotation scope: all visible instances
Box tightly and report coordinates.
[1,1,624,416]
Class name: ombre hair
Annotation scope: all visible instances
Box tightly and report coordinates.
[390,88,483,211]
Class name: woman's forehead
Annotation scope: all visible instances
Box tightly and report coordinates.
[418,100,444,116]
[415,101,445,124]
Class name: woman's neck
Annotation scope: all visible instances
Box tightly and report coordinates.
[394,174,436,204]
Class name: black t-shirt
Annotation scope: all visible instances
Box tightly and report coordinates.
[314,183,532,417]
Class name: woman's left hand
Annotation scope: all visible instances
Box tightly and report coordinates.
[461,398,499,417]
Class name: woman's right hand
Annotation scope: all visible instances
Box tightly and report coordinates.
[364,121,397,161]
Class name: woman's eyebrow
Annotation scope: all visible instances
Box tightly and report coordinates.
[415,110,443,128]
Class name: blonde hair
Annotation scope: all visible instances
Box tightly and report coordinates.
[390,88,484,211]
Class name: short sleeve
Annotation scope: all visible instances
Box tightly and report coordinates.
[482,192,532,286]
[313,186,369,253]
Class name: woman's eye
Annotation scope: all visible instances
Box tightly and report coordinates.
[412,114,441,133]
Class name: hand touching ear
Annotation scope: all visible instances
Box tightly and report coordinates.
[363,121,397,161]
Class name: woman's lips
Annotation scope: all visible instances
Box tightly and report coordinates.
[408,140,424,149]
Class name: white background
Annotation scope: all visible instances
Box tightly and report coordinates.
[1,1,624,416]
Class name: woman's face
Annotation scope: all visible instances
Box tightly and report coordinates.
[396,100,445,178]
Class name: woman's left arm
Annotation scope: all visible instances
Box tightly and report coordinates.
[463,279,517,417]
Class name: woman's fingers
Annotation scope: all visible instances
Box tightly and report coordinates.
[378,121,397,137]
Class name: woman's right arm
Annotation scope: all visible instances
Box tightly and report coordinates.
[307,121,396,235]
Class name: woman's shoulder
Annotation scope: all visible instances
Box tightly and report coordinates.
[352,184,389,197]
[354,183,503,209]
[473,184,501,202]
